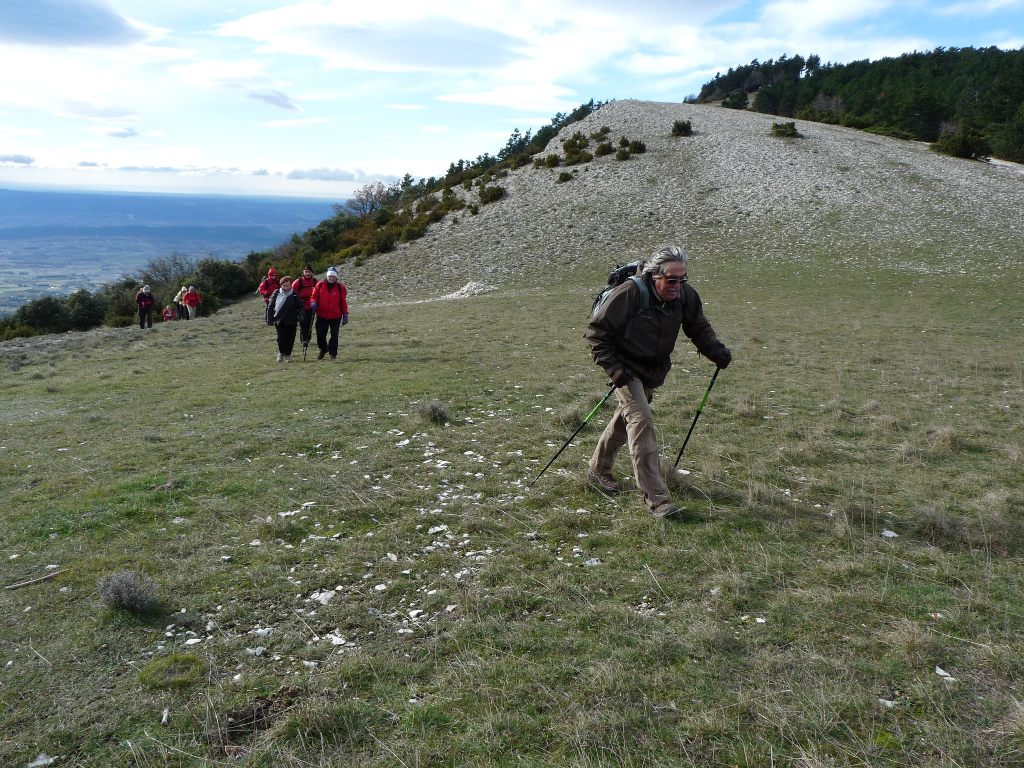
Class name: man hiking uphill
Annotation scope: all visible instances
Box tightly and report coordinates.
[585,245,732,519]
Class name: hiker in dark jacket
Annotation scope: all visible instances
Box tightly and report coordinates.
[135,284,156,329]
[266,276,302,362]
[585,245,732,520]
[292,265,318,351]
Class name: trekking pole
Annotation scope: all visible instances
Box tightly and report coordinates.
[530,383,616,488]
[673,367,721,468]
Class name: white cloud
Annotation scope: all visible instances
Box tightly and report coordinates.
[938,0,1024,15]
[386,104,427,111]
[263,117,330,128]
[420,126,450,134]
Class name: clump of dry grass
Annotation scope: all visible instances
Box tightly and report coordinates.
[417,399,451,425]
[926,425,958,455]
[98,570,159,613]
[732,393,762,420]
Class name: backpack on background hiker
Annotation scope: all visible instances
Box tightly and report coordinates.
[591,261,651,318]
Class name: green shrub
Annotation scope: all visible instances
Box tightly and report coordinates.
[594,141,614,157]
[932,126,991,160]
[864,125,917,140]
[401,221,428,241]
[557,171,573,183]
[66,289,106,330]
[14,296,72,335]
[479,185,506,204]
[722,90,748,109]
[628,140,646,154]
[192,259,251,300]
[671,120,693,137]
[615,148,630,161]
[418,400,451,425]
[618,136,629,147]
[544,153,560,168]
[374,230,396,254]
[564,150,593,165]
[468,203,480,215]
[771,121,801,138]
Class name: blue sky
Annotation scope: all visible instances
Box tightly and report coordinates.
[1,0,1021,199]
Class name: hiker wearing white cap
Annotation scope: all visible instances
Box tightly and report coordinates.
[309,267,349,360]
[135,284,156,329]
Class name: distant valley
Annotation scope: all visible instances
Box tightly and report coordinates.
[0,187,335,315]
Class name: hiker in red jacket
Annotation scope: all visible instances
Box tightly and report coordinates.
[257,268,280,304]
[183,286,202,319]
[135,284,156,329]
[291,264,318,352]
[309,267,348,360]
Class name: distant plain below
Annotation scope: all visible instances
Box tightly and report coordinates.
[0,187,336,315]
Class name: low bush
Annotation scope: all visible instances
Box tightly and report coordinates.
[932,126,991,160]
[479,185,506,205]
[615,148,630,161]
[629,140,646,154]
[98,570,159,613]
[557,171,573,183]
[594,141,614,157]
[771,121,801,138]
[671,120,693,137]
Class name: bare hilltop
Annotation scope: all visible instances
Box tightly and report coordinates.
[347,100,1024,302]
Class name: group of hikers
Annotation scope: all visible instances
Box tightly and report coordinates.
[258,265,349,362]
[133,284,201,328]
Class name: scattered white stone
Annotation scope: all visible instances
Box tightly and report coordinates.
[27,754,56,768]
[310,589,336,606]
[245,647,266,656]
[583,558,602,567]
[755,617,767,624]
[374,583,388,592]
[878,698,896,709]
[409,609,425,619]
[302,660,319,670]
[249,539,263,547]
[184,638,202,646]
[881,529,899,539]
[327,633,347,645]
[253,628,272,638]
[935,666,957,682]
[232,674,242,683]
[428,524,449,535]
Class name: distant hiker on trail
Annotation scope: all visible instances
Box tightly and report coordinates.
[257,268,280,305]
[292,264,318,352]
[135,284,156,329]
[310,267,348,360]
[266,275,302,362]
[585,245,732,520]
[183,286,202,319]
[173,285,188,320]
[162,305,174,322]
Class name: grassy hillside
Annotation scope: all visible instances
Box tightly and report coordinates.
[1,102,1023,767]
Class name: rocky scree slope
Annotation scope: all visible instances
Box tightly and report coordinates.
[346,99,1023,303]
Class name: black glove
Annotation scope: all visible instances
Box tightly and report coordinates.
[708,346,732,369]
[610,368,634,387]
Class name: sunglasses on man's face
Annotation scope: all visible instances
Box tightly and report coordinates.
[658,274,688,285]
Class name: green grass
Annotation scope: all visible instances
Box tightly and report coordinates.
[1,256,1022,766]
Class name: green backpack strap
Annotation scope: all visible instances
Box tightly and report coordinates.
[627,275,650,310]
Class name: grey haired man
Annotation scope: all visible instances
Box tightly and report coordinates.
[584,245,732,519]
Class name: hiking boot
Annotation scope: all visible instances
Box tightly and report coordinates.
[330,354,337,360]
[276,352,283,362]
[650,502,683,520]
[317,350,326,360]
[284,355,291,362]
[586,469,623,493]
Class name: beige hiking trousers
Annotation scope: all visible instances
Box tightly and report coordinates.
[589,378,670,509]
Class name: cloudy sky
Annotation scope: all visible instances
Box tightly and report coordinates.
[0,0,1021,199]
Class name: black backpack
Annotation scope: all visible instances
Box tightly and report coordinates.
[591,261,651,318]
